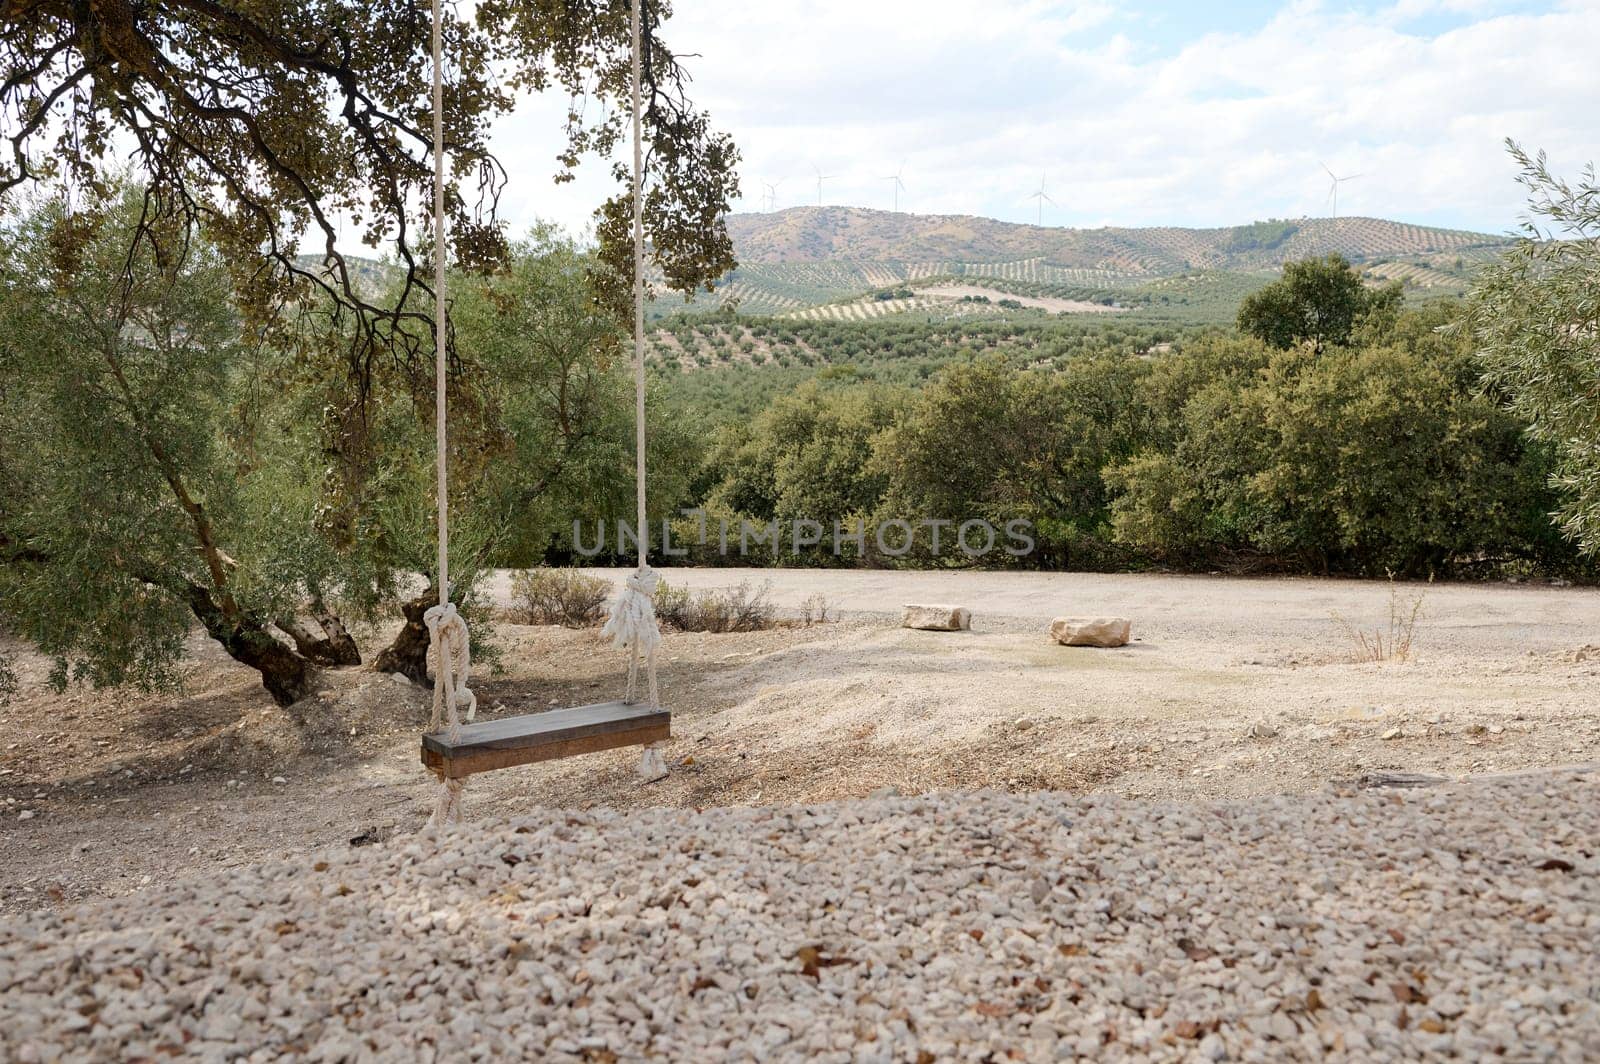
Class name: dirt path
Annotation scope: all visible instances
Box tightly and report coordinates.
[3,570,1597,915]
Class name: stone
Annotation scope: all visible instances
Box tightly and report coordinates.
[901,604,971,631]
[1049,617,1131,648]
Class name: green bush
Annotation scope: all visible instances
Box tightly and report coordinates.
[1109,317,1565,575]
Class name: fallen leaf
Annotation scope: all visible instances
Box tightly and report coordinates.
[975,1001,1014,1018]
[1535,858,1575,872]
[1418,1019,1446,1034]
[1306,989,1325,1012]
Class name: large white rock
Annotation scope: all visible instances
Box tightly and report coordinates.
[1050,617,1131,647]
[901,604,972,631]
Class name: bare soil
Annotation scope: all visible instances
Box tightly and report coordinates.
[916,282,1127,313]
[4,568,1597,915]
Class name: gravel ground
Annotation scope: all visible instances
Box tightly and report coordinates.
[3,770,1595,1062]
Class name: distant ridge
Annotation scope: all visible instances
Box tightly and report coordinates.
[726,206,1508,271]
[656,207,1515,322]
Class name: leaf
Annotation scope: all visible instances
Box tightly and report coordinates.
[975,1001,1015,1018]
[1305,989,1325,1012]
[1535,858,1574,872]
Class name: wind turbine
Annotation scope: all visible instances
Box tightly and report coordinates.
[1029,173,1058,226]
[761,178,783,212]
[882,161,907,212]
[812,164,835,207]
[1321,163,1363,219]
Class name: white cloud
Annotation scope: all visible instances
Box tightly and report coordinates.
[484,1,1600,239]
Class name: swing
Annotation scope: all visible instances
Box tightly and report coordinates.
[416,0,667,821]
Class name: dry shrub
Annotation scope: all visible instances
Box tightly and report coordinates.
[1333,579,1427,663]
[798,593,835,626]
[510,568,610,628]
[655,579,777,633]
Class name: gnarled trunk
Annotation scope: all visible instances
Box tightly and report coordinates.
[311,600,362,666]
[186,585,317,707]
[373,584,434,683]
[276,600,361,668]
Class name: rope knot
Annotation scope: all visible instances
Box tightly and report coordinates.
[425,600,476,737]
[601,566,663,707]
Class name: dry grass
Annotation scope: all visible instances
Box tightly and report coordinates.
[1333,579,1428,663]
[509,568,611,628]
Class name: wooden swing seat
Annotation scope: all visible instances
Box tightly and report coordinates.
[421,702,670,779]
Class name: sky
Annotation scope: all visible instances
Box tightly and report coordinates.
[486,0,1599,239]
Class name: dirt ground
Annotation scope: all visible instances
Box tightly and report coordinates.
[916,283,1128,314]
[3,568,1597,915]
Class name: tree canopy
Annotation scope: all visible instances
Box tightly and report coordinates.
[1466,142,1600,556]
[0,0,738,373]
[1236,254,1400,352]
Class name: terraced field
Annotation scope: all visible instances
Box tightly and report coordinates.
[665,209,1513,322]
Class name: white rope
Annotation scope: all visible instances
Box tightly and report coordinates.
[625,0,665,782]
[601,567,661,708]
[425,603,476,736]
[426,0,468,825]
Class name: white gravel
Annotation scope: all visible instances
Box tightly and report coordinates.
[3,772,1597,1062]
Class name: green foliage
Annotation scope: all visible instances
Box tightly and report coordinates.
[3,1,738,376]
[0,187,324,696]
[876,353,1150,567]
[698,379,908,562]
[1466,143,1600,556]
[1225,219,1300,253]
[1109,315,1565,575]
[1237,255,1402,351]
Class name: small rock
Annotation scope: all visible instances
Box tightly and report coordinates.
[390,672,411,685]
[18,809,36,821]
[901,604,972,631]
[272,776,288,785]
[1380,728,1402,741]
[1246,721,1279,740]
[1014,717,1035,732]
[1049,617,1131,648]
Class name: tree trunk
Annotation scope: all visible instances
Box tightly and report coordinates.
[373,584,434,683]
[276,600,362,668]
[276,616,347,667]
[312,599,362,666]
[186,585,317,707]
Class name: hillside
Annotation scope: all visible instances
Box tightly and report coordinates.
[726,207,1506,269]
[672,208,1514,323]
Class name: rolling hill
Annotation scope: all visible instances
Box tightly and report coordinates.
[665,208,1515,323]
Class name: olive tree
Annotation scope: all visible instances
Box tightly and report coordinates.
[0,188,339,704]
[1,0,738,375]
[1466,143,1600,556]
